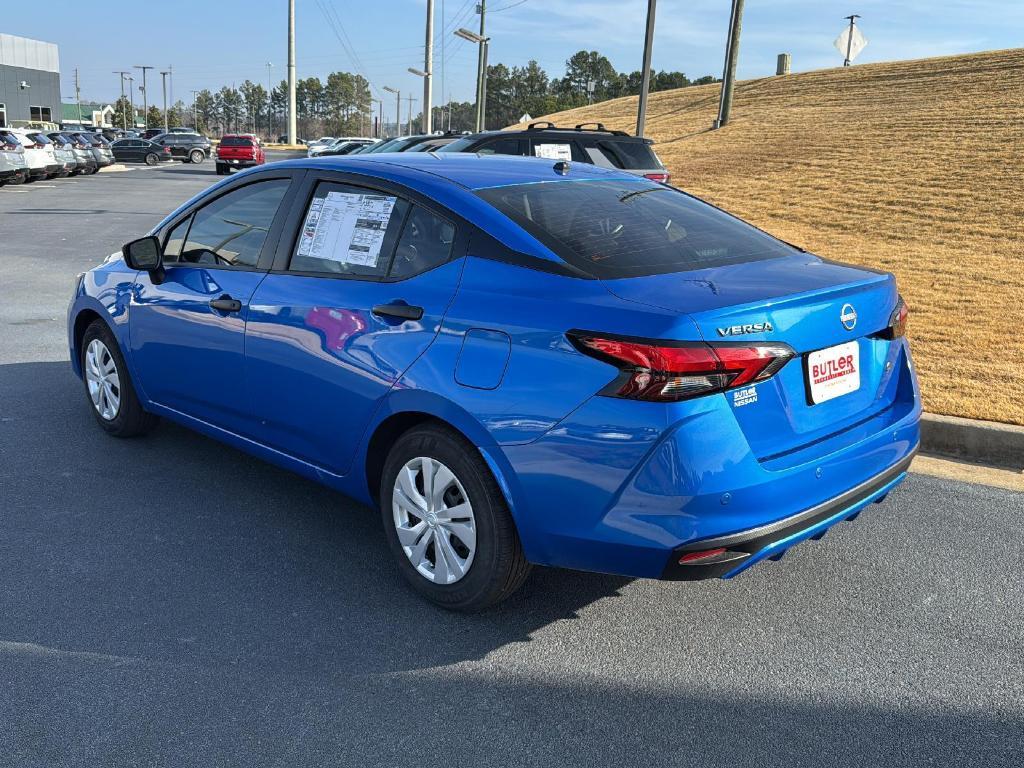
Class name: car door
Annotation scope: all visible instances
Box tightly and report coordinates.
[244,172,468,475]
[129,170,301,435]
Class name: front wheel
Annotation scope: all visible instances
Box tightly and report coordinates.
[81,320,158,437]
[145,153,159,166]
[189,150,205,164]
[380,424,530,611]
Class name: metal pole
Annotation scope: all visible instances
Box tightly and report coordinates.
[636,0,656,137]
[160,71,169,132]
[266,62,274,138]
[114,72,129,129]
[423,0,434,133]
[127,77,135,129]
[405,95,416,135]
[287,0,297,144]
[714,0,745,128]
[479,40,489,131]
[475,0,486,131]
[843,15,860,66]
[396,91,401,135]
[74,68,83,128]
[134,66,153,128]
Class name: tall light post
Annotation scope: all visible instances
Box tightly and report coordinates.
[134,65,153,128]
[287,0,297,144]
[422,0,434,133]
[636,0,657,137]
[408,68,430,133]
[370,98,383,137]
[266,62,274,138]
[191,90,200,130]
[383,86,400,137]
[160,70,170,132]
[126,75,135,129]
[113,71,130,130]
[455,28,490,131]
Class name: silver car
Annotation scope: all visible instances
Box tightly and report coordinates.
[70,132,114,168]
[27,131,75,177]
[0,129,28,186]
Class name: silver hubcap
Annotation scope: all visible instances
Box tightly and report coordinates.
[392,456,477,585]
[84,339,121,421]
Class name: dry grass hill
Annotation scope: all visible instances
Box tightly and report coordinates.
[512,48,1024,425]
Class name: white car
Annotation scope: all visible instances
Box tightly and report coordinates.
[305,136,378,157]
[10,129,61,180]
[305,136,336,157]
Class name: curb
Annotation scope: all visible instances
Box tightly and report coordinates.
[921,413,1024,470]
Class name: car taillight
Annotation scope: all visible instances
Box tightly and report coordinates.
[569,332,794,402]
[644,172,670,183]
[886,296,909,339]
[163,146,171,153]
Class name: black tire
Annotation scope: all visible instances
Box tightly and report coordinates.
[215,163,228,175]
[380,424,530,611]
[80,319,158,438]
[189,150,205,164]
[145,153,159,166]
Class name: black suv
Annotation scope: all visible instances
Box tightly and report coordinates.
[152,132,211,164]
[437,122,669,182]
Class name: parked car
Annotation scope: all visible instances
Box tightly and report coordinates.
[45,133,86,175]
[315,138,377,157]
[438,122,670,182]
[277,134,307,144]
[50,133,98,174]
[111,138,174,165]
[0,130,28,185]
[67,154,920,611]
[152,132,211,163]
[140,128,165,141]
[8,129,61,180]
[29,131,77,176]
[69,132,115,169]
[215,134,266,174]
[356,134,454,154]
[304,136,335,153]
[307,136,375,157]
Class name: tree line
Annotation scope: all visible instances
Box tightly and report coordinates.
[107,50,716,138]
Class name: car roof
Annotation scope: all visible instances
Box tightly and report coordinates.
[285,152,643,191]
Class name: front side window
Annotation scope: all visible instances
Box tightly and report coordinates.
[170,179,290,267]
[290,182,410,278]
[477,179,795,279]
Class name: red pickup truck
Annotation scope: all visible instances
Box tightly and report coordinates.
[215,134,266,175]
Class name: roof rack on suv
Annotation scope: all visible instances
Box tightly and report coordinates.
[526,121,556,130]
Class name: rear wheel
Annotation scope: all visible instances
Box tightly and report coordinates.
[81,320,158,437]
[380,424,530,611]
[215,163,228,175]
[145,153,159,166]
[189,150,204,164]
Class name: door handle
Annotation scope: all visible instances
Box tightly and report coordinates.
[209,296,243,313]
[372,303,423,321]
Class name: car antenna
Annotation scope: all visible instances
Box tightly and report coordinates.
[553,160,570,175]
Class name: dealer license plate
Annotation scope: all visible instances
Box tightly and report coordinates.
[806,341,860,404]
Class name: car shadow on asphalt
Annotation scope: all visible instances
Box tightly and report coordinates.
[0,361,632,677]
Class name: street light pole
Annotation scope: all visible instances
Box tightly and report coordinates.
[636,0,657,138]
[455,28,490,131]
[405,95,417,136]
[113,72,130,129]
[423,0,434,133]
[287,0,297,144]
[126,76,135,129]
[266,62,274,138]
[191,90,200,131]
[134,65,153,128]
[383,86,400,137]
[160,70,170,132]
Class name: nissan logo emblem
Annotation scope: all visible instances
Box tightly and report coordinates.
[840,303,857,331]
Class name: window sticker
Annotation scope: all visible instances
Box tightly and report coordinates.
[534,143,572,161]
[296,191,397,267]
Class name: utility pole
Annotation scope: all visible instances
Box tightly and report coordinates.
[384,86,400,136]
[287,0,297,144]
[475,1,486,131]
[113,72,130,129]
[126,76,135,129]
[167,65,173,120]
[714,0,745,129]
[405,95,417,136]
[74,68,83,128]
[160,70,170,132]
[134,65,153,128]
[636,0,656,138]
[266,62,274,138]
[191,90,200,131]
[843,14,861,66]
[423,0,434,133]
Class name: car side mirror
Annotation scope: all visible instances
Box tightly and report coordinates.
[123,235,163,273]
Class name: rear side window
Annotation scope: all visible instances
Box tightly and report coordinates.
[172,179,290,268]
[596,139,660,170]
[28,133,52,145]
[389,206,456,280]
[531,139,586,162]
[290,182,410,278]
[477,138,525,156]
[477,179,795,279]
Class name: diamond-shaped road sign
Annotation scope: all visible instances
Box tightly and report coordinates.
[834,24,868,62]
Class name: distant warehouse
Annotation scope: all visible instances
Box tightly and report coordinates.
[0,33,61,129]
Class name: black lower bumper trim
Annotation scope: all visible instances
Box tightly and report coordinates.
[660,447,917,581]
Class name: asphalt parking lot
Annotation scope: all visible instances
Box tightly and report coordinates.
[1,158,1022,768]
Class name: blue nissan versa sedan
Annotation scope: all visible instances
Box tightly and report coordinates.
[67,153,920,610]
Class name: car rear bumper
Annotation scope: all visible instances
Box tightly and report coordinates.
[660,447,916,579]
[217,157,260,167]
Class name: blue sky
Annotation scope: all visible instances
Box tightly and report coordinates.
[5,0,1021,107]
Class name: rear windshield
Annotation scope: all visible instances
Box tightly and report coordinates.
[477,179,795,279]
[437,136,478,153]
[221,136,254,147]
[595,139,660,170]
[27,133,52,145]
